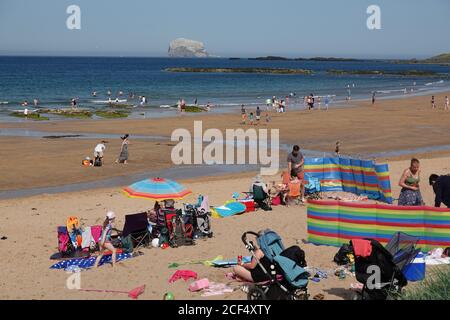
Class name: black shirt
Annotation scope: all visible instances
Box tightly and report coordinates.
[433,175,450,208]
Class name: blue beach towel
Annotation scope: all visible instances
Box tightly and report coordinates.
[50,253,134,270]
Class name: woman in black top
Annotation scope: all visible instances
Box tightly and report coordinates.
[231,245,272,283]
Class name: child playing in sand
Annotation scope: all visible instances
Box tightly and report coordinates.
[94,211,117,268]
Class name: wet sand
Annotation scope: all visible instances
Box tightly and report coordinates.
[1,91,450,192]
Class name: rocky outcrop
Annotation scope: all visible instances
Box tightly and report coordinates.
[168,38,209,58]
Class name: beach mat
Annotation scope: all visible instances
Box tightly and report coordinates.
[212,202,246,218]
[50,252,137,270]
[212,256,252,267]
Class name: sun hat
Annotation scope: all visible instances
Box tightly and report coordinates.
[106,211,116,220]
[254,175,263,182]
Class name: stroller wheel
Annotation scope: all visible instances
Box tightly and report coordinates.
[247,286,267,301]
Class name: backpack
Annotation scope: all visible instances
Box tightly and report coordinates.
[170,214,194,248]
[334,243,354,265]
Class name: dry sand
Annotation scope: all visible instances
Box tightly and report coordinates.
[0,156,448,300]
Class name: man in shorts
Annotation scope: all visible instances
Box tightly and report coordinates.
[287,145,305,202]
[255,106,261,125]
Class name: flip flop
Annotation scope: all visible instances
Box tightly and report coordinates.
[313,294,325,300]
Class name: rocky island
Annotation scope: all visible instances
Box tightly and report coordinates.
[165,67,313,75]
[168,38,210,58]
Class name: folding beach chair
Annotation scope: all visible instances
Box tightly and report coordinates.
[286,181,302,205]
[121,212,151,251]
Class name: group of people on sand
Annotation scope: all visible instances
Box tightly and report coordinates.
[398,157,450,208]
[430,95,449,110]
[241,105,270,126]
[82,134,130,167]
[93,199,177,268]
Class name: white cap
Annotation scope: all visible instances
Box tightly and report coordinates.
[106,211,116,220]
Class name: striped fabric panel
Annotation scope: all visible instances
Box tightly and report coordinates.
[307,200,450,251]
[304,157,393,204]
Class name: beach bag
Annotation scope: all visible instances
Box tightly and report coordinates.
[170,215,194,248]
[121,234,133,253]
[159,227,170,245]
[196,210,213,238]
[271,195,281,206]
[334,243,354,265]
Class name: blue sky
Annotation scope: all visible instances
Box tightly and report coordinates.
[0,0,449,58]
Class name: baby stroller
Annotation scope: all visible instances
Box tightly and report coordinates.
[242,230,309,300]
[352,232,420,300]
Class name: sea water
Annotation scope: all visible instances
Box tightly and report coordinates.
[0,56,449,121]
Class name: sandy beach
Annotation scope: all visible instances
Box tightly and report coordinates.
[1,91,450,192]
[0,91,450,300]
[0,155,447,300]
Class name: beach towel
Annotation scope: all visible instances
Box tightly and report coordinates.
[168,270,198,283]
[50,252,134,270]
[90,225,102,243]
[201,283,234,297]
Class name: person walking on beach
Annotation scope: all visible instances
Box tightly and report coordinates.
[325,95,330,111]
[23,107,28,118]
[335,141,341,156]
[194,98,198,106]
[71,98,77,110]
[248,112,254,125]
[317,96,321,110]
[346,85,352,101]
[287,145,305,203]
[445,96,449,111]
[309,94,315,110]
[429,174,450,208]
[241,105,247,124]
[398,158,424,206]
[372,92,376,105]
[431,96,436,109]
[255,106,261,125]
[94,211,117,268]
[116,134,129,164]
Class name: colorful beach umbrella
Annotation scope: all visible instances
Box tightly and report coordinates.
[123,177,192,201]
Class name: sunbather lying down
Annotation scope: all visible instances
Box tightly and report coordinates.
[229,244,272,283]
